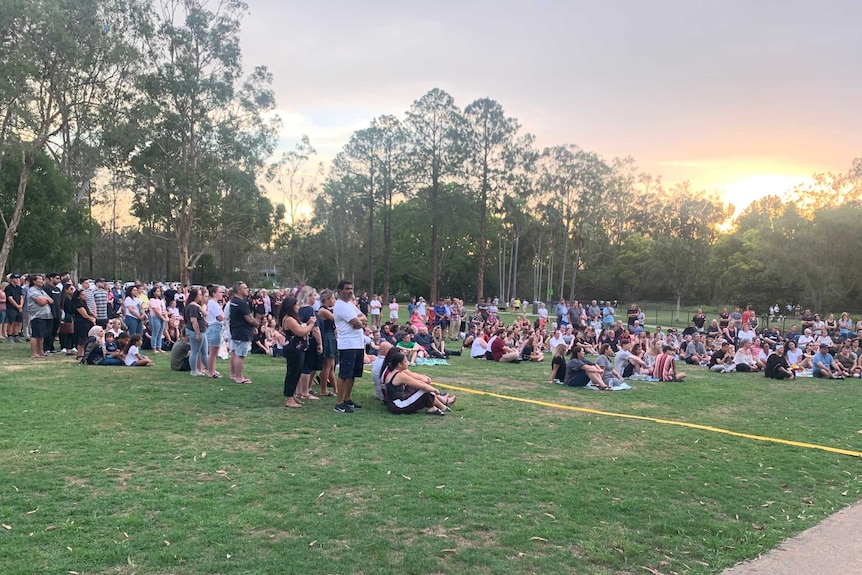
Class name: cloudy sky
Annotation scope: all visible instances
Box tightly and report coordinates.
[239,0,861,212]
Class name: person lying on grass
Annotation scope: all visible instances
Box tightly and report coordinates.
[381,349,455,415]
[563,344,610,389]
[652,345,686,382]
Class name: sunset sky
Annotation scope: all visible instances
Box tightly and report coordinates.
[239,0,861,214]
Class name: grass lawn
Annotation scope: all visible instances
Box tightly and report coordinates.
[1,341,860,575]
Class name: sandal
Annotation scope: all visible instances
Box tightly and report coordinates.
[427,407,446,416]
[284,401,302,409]
[320,391,336,397]
[299,394,319,401]
[234,378,253,384]
[210,372,222,378]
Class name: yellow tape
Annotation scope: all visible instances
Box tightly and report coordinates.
[432,381,862,459]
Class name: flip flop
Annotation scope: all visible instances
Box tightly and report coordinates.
[235,378,253,384]
[284,402,302,409]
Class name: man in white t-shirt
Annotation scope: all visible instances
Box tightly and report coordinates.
[613,339,633,376]
[333,279,367,414]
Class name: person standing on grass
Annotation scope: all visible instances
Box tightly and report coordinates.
[333,279,367,414]
[26,274,54,359]
[205,285,225,378]
[316,289,339,397]
[228,281,258,384]
[279,296,315,409]
[5,273,24,342]
[94,279,109,328]
[43,273,62,353]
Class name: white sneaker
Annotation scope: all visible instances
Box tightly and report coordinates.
[191,371,206,376]
[60,348,67,353]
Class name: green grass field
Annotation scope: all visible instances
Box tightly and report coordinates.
[1,341,860,575]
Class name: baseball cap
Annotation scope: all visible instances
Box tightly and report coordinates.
[10,273,20,278]
[97,277,107,283]
[820,343,829,348]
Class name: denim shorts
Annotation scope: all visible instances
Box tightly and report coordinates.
[232,340,251,357]
[0,310,6,324]
[205,324,222,347]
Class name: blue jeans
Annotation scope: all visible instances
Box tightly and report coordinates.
[150,315,165,350]
[125,315,143,336]
[186,328,207,373]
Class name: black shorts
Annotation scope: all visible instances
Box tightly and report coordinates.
[30,317,52,338]
[5,308,21,324]
[337,349,365,380]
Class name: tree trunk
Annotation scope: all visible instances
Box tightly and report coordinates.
[382,193,392,303]
[512,234,520,303]
[0,151,36,274]
[367,195,374,292]
[569,244,580,302]
[558,232,569,301]
[477,170,489,302]
[429,173,440,303]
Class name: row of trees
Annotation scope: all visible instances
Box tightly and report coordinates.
[3,1,861,312]
[1,0,278,284]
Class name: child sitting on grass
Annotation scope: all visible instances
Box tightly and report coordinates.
[124,334,153,367]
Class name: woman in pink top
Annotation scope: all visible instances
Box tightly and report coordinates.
[388,298,399,322]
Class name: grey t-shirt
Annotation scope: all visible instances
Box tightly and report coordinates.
[27,286,53,320]
[613,350,632,375]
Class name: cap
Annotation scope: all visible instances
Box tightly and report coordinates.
[10,273,20,279]
[775,344,784,351]
[97,277,107,283]
[820,343,829,348]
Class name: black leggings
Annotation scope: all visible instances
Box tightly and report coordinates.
[283,350,304,397]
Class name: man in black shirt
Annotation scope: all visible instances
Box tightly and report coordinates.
[358,292,369,316]
[4,273,24,343]
[228,281,258,384]
[44,273,63,352]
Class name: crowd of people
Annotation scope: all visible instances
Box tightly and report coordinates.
[4,271,858,406]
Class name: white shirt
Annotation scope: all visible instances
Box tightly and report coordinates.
[371,356,386,399]
[334,298,364,350]
[737,328,756,343]
[470,336,488,358]
[417,302,426,316]
[125,345,140,366]
[548,335,566,350]
[206,299,223,326]
[370,299,382,315]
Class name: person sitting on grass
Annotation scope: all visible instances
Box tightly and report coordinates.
[170,332,192,372]
[764,344,795,380]
[81,326,106,365]
[812,343,842,379]
[124,334,153,367]
[489,327,520,363]
[381,350,454,415]
[652,345,686,382]
[101,331,129,366]
[519,334,545,362]
[733,339,760,372]
[595,343,624,388]
[396,331,422,366]
[684,333,707,366]
[834,345,858,378]
[563,344,610,389]
[709,341,736,373]
[550,343,567,383]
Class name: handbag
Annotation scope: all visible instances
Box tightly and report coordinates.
[59,322,74,335]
